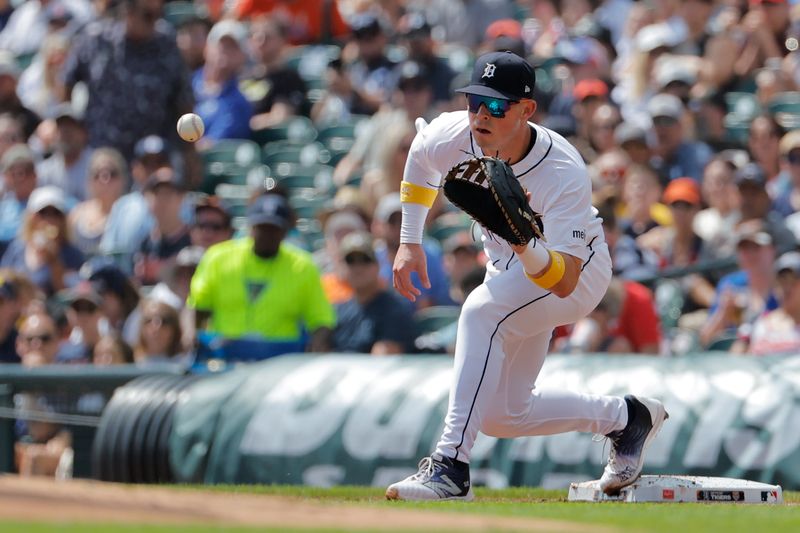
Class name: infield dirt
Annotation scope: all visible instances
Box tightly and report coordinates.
[0,476,611,532]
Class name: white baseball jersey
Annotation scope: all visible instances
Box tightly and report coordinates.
[403,110,605,273]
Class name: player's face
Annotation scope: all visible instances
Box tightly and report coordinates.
[466,94,536,153]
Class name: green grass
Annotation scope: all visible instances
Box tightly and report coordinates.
[2,485,798,533]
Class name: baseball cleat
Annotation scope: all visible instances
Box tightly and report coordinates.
[598,395,669,495]
[385,453,474,501]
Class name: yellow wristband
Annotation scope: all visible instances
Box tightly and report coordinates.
[400,181,438,208]
[525,250,566,290]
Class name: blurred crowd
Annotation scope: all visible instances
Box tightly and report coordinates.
[0,0,800,390]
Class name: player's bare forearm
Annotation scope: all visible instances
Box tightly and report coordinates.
[309,327,332,352]
[548,253,583,298]
[512,243,582,298]
[194,309,211,332]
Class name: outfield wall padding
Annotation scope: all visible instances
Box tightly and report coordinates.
[165,354,800,489]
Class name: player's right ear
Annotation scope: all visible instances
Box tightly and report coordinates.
[521,99,537,120]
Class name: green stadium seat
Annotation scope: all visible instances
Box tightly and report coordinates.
[724,92,761,121]
[201,140,262,193]
[272,162,334,191]
[705,334,737,352]
[428,213,473,244]
[290,188,333,219]
[14,51,36,71]
[262,141,330,166]
[767,92,800,129]
[414,306,462,335]
[252,116,318,146]
[724,121,750,146]
[203,140,261,166]
[317,122,362,145]
[437,44,474,75]
[163,1,203,27]
[654,279,685,331]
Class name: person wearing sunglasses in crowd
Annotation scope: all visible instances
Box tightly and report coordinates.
[330,231,417,355]
[386,51,668,501]
[134,298,188,368]
[190,195,233,250]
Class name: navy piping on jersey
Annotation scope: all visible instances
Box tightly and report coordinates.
[516,128,553,178]
[452,290,552,460]
[452,239,597,461]
[581,237,597,272]
[468,128,554,179]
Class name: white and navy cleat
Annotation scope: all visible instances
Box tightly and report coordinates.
[599,395,669,496]
[385,453,474,501]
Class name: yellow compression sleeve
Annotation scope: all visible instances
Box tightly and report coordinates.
[525,250,567,290]
[400,181,438,208]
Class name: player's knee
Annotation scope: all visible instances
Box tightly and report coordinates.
[480,410,526,438]
[460,285,497,321]
[480,418,520,438]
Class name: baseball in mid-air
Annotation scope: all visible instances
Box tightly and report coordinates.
[177,113,204,142]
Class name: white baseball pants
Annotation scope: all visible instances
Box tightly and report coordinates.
[435,243,628,463]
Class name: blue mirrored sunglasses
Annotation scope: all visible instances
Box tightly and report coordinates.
[466,94,517,118]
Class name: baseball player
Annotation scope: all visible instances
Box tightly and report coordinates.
[386,51,668,501]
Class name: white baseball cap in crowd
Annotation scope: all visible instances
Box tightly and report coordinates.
[374,193,403,224]
[636,23,682,53]
[27,186,67,214]
[647,93,684,121]
[207,19,248,50]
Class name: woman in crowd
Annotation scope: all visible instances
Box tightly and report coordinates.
[134,299,187,367]
[68,148,128,256]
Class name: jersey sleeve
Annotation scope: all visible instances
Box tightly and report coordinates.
[541,162,594,262]
[402,124,443,188]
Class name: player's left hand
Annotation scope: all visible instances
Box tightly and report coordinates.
[393,243,430,302]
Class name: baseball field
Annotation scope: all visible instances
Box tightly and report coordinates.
[0,477,797,532]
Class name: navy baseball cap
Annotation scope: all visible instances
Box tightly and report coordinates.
[247,194,292,229]
[456,51,536,101]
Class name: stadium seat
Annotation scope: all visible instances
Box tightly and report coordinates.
[724,92,761,122]
[316,117,370,145]
[290,187,333,219]
[201,140,261,193]
[705,334,737,352]
[437,44,474,74]
[414,306,462,335]
[262,141,331,166]
[273,163,334,192]
[14,51,36,70]
[767,92,800,129]
[654,279,685,331]
[163,1,203,28]
[252,116,318,146]
[428,213,473,244]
